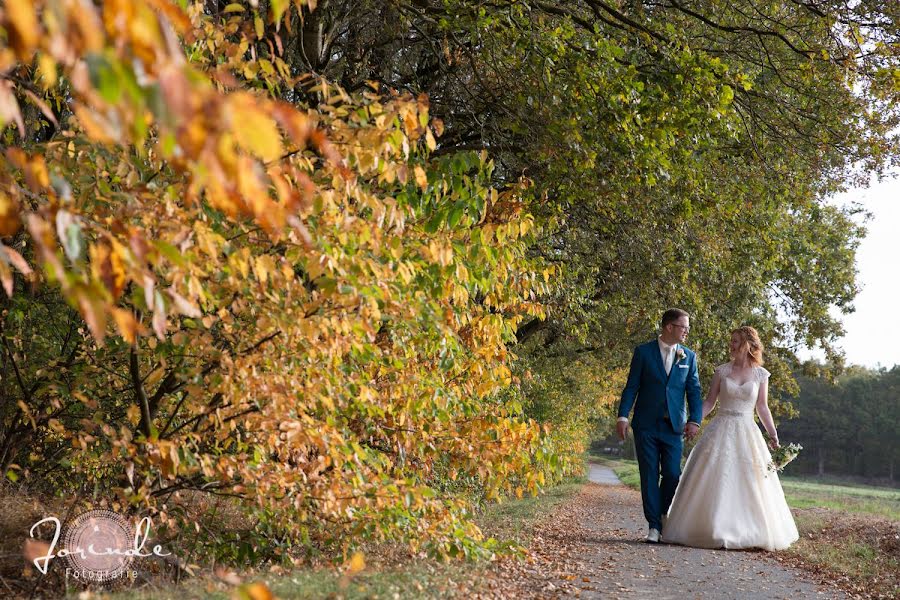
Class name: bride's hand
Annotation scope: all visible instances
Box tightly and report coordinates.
[767,437,780,450]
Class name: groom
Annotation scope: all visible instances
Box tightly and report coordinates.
[616,308,702,543]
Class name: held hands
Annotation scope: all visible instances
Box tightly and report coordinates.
[684,422,700,440]
[767,436,780,450]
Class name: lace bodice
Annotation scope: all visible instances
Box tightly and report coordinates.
[714,363,769,416]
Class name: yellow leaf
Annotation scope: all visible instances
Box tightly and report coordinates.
[152,290,167,339]
[37,55,58,89]
[270,0,289,23]
[254,255,273,285]
[229,94,283,161]
[126,404,142,426]
[223,3,245,12]
[346,552,365,574]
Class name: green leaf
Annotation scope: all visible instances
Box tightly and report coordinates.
[55,210,83,262]
[154,240,187,267]
[85,53,121,104]
[270,0,288,22]
[448,204,464,228]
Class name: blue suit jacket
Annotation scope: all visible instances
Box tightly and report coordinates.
[618,340,702,433]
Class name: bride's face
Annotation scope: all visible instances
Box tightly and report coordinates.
[729,333,745,358]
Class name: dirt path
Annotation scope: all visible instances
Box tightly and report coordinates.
[477,464,847,599]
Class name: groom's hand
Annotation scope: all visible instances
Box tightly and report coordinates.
[684,422,700,440]
[616,420,629,440]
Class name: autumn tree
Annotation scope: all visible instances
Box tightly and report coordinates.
[0,3,564,587]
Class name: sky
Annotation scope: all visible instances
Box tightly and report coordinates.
[816,173,900,368]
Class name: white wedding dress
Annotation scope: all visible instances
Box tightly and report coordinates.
[662,363,799,550]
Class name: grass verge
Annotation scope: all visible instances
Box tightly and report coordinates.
[93,474,587,600]
[778,508,899,600]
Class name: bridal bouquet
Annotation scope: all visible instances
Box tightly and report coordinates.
[765,436,803,473]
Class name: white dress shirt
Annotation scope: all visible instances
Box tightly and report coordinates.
[658,337,676,375]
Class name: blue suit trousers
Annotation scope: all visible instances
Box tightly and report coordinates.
[633,418,683,531]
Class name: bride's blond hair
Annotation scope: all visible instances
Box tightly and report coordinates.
[732,326,764,366]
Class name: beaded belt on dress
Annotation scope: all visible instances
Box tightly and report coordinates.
[718,408,750,417]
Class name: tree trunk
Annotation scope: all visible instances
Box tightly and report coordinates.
[817,446,826,476]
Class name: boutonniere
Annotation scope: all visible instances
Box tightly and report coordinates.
[675,348,686,362]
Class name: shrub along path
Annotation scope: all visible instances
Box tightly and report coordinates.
[474,463,848,599]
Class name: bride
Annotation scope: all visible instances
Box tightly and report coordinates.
[662,326,799,550]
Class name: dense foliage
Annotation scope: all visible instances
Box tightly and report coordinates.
[256,0,899,440]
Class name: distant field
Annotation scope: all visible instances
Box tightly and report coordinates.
[780,476,900,521]
[591,454,900,521]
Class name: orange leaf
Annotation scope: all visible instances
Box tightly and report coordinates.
[0,259,13,297]
[5,1,39,57]
[23,539,50,569]
[144,0,192,34]
[239,582,274,600]
[0,244,33,276]
[76,290,107,345]
[414,165,428,189]
[112,307,142,344]
[89,241,126,300]
[0,191,22,236]
[73,104,117,143]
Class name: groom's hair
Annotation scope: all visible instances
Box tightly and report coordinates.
[661,308,690,328]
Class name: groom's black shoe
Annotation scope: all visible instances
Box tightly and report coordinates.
[645,528,661,543]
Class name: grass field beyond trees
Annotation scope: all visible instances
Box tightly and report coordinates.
[598,456,900,521]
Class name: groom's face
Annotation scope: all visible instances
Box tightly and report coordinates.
[667,316,690,344]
